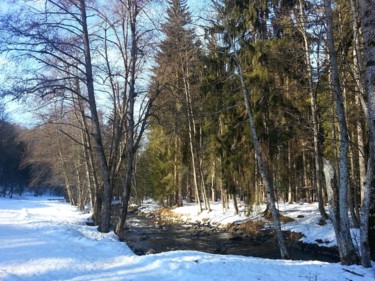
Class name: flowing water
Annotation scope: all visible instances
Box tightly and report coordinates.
[123,214,340,262]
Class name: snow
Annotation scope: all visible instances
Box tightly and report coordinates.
[1,196,374,281]
[170,201,347,248]
[279,203,337,247]
[136,199,160,214]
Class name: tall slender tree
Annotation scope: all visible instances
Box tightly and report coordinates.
[295,0,327,220]
[115,0,156,239]
[323,0,359,264]
[150,0,207,211]
[358,0,375,268]
[0,0,113,232]
[210,0,290,259]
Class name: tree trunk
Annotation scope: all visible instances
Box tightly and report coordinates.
[323,158,340,236]
[199,125,211,211]
[287,142,293,203]
[348,145,360,227]
[234,48,289,260]
[83,115,101,225]
[183,74,202,213]
[186,176,191,203]
[352,42,368,226]
[344,86,360,227]
[298,0,327,218]
[349,0,368,119]
[73,82,101,223]
[302,150,309,203]
[211,161,216,202]
[132,154,141,206]
[358,0,375,268]
[356,96,367,203]
[351,0,368,209]
[79,0,112,233]
[200,165,211,211]
[233,192,239,215]
[116,3,137,239]
[174,134,183,207]
[218,117,228,211]
[323,0,359,264]
[75,160,86,211]
[55,130,76,206]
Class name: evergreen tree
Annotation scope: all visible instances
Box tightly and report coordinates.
[148,0,210,209]
[209,0,292,259]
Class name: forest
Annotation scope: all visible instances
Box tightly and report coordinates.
[0,0,374,268]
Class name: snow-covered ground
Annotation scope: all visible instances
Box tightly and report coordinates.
[0,196,374,281]
[169,201,343,248]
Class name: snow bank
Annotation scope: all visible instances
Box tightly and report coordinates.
[170,201,347,248]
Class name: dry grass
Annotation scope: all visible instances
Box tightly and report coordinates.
[264,212,295,223]
[280,215,295,223]
[229,220,266,236]
[155,208,183,221]
[286,231,304,242]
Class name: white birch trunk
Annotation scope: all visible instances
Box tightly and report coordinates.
[323,0,359,264]
[358,0,375,268]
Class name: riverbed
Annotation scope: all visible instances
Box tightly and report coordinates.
[123,213,340,262]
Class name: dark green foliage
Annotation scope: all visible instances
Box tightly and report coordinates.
[0,121,30,197]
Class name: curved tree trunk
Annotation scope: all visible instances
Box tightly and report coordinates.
[323,0,359,265]
[233,47,289,259]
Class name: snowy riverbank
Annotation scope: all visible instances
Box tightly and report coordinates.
[167,201,339,247]
[0,196,374,281]
[138,199,343,248]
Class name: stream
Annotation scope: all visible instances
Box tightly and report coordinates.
[123,213,340,262]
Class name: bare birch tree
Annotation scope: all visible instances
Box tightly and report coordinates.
[0,0,113,232]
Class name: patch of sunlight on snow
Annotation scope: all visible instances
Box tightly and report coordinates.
[0,238,45,250]
[13,258,75,277]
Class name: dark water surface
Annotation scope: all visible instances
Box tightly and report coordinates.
[124,214,340,263]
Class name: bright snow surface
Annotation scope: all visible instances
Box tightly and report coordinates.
[0,196,374,281]
[170,201,339,247]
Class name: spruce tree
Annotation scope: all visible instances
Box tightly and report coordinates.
[210,0,290,259]
[149,0,206,209]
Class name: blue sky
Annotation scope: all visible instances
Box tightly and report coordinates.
[1,0,212,126]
